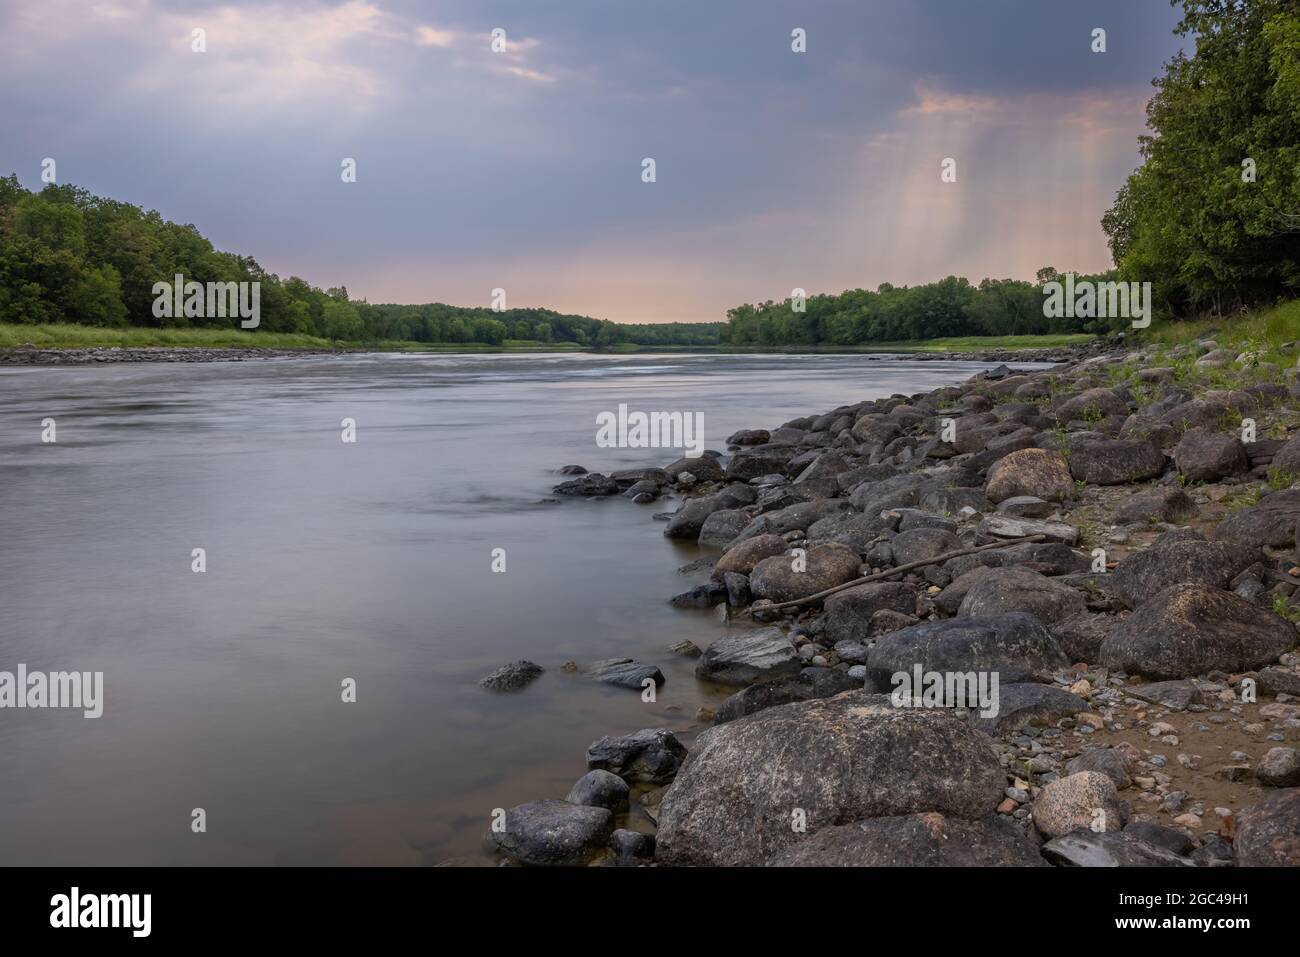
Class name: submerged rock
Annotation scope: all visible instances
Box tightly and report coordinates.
[484,800,613,866]
[479,660,544,691]
[585,658,665,690]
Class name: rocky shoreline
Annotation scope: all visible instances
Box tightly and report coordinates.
[478,337,1300,867]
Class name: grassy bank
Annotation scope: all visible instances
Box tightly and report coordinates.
[1134,299,1300,358]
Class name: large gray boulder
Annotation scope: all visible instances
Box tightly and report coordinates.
[654,693,1005,866]
[1234,788,1300,866]
[1214,489,1300,549]
[821,581,917,643]
[985,449,1074,504]
[1056,388,1128,422]
[663,495,730,540]
[714,533,789,576]
[890,526,961,565]
[749,542,861,603]
[1099,583,1297,678]
[1114,487,1195,525]
[1031,771,1126,838]
[956,566,1086,625]
[1109,539,1259,609]
[1173,428,1248,483]
[695,628,801,686]
[484,800,614,866]
[1065,438,1167,485]
[767,812,1047,867]
[865,613,1069,688]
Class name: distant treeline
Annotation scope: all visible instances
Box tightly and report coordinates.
[720,271,1115,346]
[0,175,720,348]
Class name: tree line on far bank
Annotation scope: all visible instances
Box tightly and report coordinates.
[0,174,720,348]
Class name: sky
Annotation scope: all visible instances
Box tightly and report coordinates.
[0,0,1188,323]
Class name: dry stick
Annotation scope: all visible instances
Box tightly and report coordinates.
[760,533,1049,613]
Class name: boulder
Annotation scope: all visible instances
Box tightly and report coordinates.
[586,728,688,785]
[977,514,1079,545]
[1114,488,1195,525]
[665,455,725,483]
[1065,438,1167,485]
[1123,821,1196,856]
[727,428,770,446]
[585,658,665,690]
[1126,679,1203,711]
[985,449,1074,504]
[663,495,730,540]
[957,566,1086,625]
[975,682,1088,733]
[479,660,544,691]
[865,613,1069,688]
[1214,489,1300,549]
[749,543,861,603]
[484,800,614,866]
[1109,539,1259,609]
[553,473,619,496]
[697,508,749,547]
[1173,428,1248,483]
[1066,748,1132,790]
[725,447,797,482]
[1099,583,1297,678]
[889,526,961,565]
[1256,748,1300,788]
[997,496,1055,518]
[1050,612,1115,663]
[607,829,655,866]
[1041,830,1193,867]
[1235,789,1300,866]
[767,812,1047,867]
[654,693,1005,866]
[1056,388,1128,422]
[713,668,861,725]
[821,581,917,644]
[565,770,630,812]
[714,534,789,576]
[695,628,801,686]
[1031,771,1126,838]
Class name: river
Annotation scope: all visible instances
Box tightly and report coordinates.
[0,351,1015,864]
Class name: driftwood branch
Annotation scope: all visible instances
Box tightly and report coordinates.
[758,533,1049,613]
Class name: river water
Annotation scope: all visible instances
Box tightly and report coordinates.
[0,352,1011,864]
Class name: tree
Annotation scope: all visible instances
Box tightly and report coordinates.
[1102,0,1300,315]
